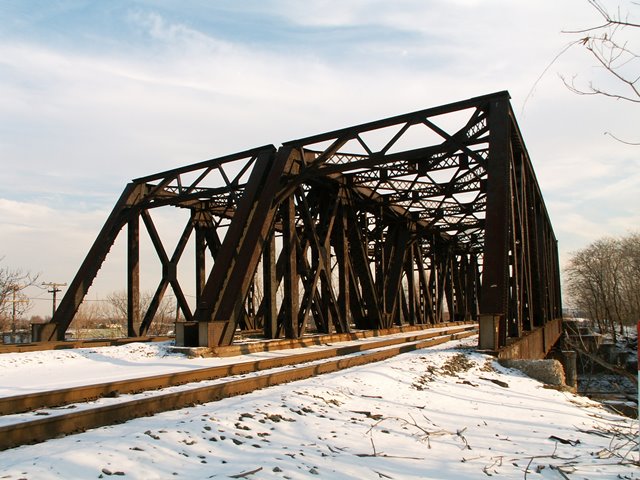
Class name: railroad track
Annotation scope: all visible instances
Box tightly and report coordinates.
[0,335,173,354]
[0,324,477,451]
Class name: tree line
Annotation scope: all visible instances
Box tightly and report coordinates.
[564,232,640,342]
[0,258,176,338]
[65,291,176,337]
[0,259,39,335]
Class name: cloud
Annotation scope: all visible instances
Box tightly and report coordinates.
[0,1,638,315]
[0,197,195,316]
[0,198,109,296]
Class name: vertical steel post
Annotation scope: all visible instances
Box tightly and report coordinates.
[195,223,206,305]
[405,243,416,325]
[263,233,278,339]
[282,196,299,338]
[337,205,351,329]
[480,95,512,349]
[127,214,140,337]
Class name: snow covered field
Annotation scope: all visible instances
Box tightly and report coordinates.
[0,335,637,479]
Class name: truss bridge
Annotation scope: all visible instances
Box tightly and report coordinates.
[36,91,562,357]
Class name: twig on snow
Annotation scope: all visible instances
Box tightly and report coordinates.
[456,427,472,450]
[373,470,393,479]
[524,455,535,480]
[228,467,263,478]
[483,456,503,476]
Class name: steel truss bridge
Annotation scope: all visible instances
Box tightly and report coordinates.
[36,91,562,355]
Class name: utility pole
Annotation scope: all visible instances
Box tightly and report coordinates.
[8,284,28,343]
[11,285,17,342]
[42,282,67,318]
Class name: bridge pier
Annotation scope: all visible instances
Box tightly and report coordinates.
[479,314,501,350]
[491,317,563,360]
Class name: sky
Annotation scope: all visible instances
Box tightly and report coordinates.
[0,0,638,318]
[0,335,636,478]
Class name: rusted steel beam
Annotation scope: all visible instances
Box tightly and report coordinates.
[47,183,145,341]
[479,97,512,349]
[344,200,382,329]
[262,233,278,339]
[133,145,274,184]
[192,146,281,345]
[382,222,411,328]
[334,201,351,330]
[404,242,417,325]
[282,193,299,339]
[138,211,194,335]
[282,91,509,149]
[127,215,140,337]
[494,317,562,360]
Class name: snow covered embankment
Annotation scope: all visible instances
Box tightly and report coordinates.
[0,336,637,479]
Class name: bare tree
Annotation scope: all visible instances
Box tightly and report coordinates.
[565,232,640,341]
[104,290,175,336]
[104,290,134,328]
[619,232,640,329]
[0,258,39,332]
[146,296,175,336]
[68,300,106,339]
[563,0,639,143]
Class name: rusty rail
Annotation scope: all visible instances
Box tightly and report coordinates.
[0,326,476,450]
[0,324,476,416]
[0,336,173,354]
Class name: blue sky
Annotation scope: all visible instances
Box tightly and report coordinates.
[1,0,638,316]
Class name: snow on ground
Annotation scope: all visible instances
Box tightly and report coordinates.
[0,328,457,396]
[0,336,638,479]
[0,341,216,396]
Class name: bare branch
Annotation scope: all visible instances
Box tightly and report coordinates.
[228,467,263,479]
[604,131,640,144]
[522,40,583,114]
[561,74,640,102]
[0,258,40,323]
[562,0,640,32]
[560,0,640,115]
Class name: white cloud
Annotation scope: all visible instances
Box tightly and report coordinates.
[0,199,110,318]
[0,0,638,312]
